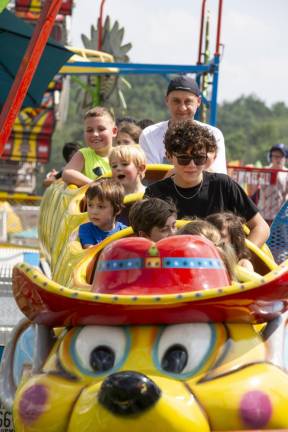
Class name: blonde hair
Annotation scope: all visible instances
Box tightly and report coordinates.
[109,145,147,178]
[178,219,236,280]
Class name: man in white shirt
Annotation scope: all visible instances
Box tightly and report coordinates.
[139,75,227,174]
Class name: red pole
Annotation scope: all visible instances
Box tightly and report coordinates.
[197,0,207,64]
[0,0,63,155]
[215,0,223,56]
[97,0,106,50]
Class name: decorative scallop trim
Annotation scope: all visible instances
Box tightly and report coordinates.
[15,261,288,307]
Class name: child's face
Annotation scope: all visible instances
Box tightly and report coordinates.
[148,214,177,242]
[169,149,207,186]
[87,196,115,231]
[220,225,230,244]
[270,150,286,169]
[116,132,137,146]
[84,115,117,157]
[110,157,142,189]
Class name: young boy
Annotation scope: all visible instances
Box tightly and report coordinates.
[144,120,270,247]
[79,178,126,248]
[62,107,117,187]
[129,197,177,242]
[109,144,146,195]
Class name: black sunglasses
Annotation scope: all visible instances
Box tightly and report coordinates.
[173,153,208,166]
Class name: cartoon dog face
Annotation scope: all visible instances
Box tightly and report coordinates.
[5,319,288,432]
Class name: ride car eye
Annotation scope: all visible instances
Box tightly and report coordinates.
[72,326,129,375]
[154,323,215,377]
[161,344,188,373]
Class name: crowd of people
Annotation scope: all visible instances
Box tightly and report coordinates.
[44,74,288,280]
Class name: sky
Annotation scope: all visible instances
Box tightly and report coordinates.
[70,0,288,107]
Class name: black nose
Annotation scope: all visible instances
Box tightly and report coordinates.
[98,371,161,415]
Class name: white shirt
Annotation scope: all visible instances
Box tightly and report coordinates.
[139,120,227,174]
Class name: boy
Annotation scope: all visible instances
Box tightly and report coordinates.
[129,198,177,242]
[79,179,126,248]
[62,107,117,187]
[144,120,270,247]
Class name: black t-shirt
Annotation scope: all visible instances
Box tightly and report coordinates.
[144,172,258,221]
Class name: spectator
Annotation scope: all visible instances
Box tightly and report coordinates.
[257,143,288,225]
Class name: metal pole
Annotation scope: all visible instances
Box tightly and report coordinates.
[215,0,223,56]
[98,0,106,50]
[197,0,207,64]
[0,0,63,155]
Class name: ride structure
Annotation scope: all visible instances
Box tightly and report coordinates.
[2,177,288,431]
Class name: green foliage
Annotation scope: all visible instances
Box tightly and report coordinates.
[217,95,288,164]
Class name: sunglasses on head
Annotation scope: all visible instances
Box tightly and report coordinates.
[173,153,208,166]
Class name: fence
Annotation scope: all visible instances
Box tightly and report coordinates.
[227,165,287,223]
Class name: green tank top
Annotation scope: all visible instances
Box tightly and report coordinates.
[79,148,111,180]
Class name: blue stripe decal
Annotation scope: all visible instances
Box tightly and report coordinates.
[163,257,223,269]
[98,257,223,271]
[98,258,143,271]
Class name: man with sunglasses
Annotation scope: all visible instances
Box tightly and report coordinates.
[144,120,270,247]
[139,75,227,174]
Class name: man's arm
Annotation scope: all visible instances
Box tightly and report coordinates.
[246,212,270,247]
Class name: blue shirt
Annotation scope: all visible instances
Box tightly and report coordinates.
[79,221,127,247]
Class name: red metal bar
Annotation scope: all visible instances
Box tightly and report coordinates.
[97,0,106,50]
[197,0,207,64]
[215,0,223,56]
[0,0,63,155]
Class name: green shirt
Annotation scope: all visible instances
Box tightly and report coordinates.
[79,147,111,179]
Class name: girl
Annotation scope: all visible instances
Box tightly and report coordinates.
[206,212,254,272]
[177,219,236,280]
[109,145,146,195]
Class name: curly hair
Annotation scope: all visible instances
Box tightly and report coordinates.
[164,120,217,155]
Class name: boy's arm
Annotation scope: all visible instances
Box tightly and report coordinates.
[62,151,92,186]
[246,212,270,247]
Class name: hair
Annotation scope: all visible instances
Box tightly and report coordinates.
[178,219,222,245]
[117,122,142,143]
[164,120,217,156]
[116,116,137,126]
[137,118,154,130]
[177,219,236,280]
[62,142,81,162]
[206,212,251,260]
[129,198,177,235]
[109,145,147,178]
[85,178,125,216]
[84,106,115,123]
